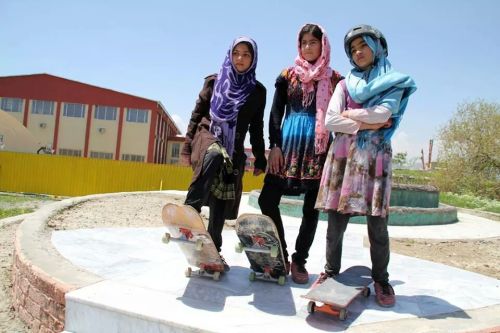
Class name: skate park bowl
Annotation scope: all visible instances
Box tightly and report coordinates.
[248,184,458,226]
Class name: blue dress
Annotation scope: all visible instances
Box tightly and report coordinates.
[268,69,340,191]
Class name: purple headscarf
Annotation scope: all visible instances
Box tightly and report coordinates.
[209,36,258,158]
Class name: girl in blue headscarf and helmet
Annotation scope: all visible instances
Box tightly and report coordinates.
[315,25,417,307]
[181,37,267,272]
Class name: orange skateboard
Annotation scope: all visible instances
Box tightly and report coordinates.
[235,213,287,285]
[302,266,372,320]
[161,203,224,281]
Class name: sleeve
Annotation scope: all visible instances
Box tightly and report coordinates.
[181,76,215,157]
[325,82,361,134]
[268,70,288,149]
[249,84,267,171]
[345,105,392,124]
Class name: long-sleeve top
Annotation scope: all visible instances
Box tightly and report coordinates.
[181,74,267,177]
[325,83,393,134]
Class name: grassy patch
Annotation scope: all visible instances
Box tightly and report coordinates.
[0,194,34,204]
[0,208,33,219]
[440,192,500,214]
[393,169,433,185]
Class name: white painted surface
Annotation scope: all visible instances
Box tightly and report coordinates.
[53,199,500,333]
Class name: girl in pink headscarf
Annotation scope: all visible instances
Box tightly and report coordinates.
[259,23,343,284]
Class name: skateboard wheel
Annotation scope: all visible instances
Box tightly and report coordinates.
[363,287,371,297]
[270,245,279,258]
[249,271,256,282]
[185,267,192,277]
[339,308,347,321]
[307,301,316,314]
[235,242,244,253]
[162,233,171,244]
[213,271,221,281]
[195,239,203,251]
[278,275,286,286]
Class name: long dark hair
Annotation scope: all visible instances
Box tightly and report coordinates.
[299,24,323,41]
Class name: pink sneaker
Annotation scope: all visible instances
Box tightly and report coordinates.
[374,282,395,307]
[311,272,331,288]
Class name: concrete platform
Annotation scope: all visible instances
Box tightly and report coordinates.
[48,192,500,333]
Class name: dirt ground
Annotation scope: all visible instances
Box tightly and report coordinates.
[1,192,499,332]
[1,221,30,333]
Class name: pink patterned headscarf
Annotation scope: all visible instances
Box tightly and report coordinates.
[292,23,333,155]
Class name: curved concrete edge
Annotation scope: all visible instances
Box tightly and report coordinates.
[248,190,459,226]
[346,304,500,333]
[445,204,500,222]
[11,190,185,333]
[0,212,33,228]
[11,191,188,332]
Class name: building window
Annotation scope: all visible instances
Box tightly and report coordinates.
[90,151,113,159]
[122,154,145,162]
[32,100,54,115]
[63,103,85,118]
[126,108,149,123]
[1,97,23,112]
[59,148,82,157]
[171,143,180,158]
[94,105,117,120]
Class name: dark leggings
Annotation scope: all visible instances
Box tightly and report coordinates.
[184,150,226,252]
[326,211,390,283]
[258,175,319,265]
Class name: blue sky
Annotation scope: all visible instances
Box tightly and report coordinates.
[1,0,499,160]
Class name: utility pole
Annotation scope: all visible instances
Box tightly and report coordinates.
[427,139,434,170]
[420,149,426,170]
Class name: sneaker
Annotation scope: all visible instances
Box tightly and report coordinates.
[291,262,309,284]
[220,254,230,272]
[311,272,333,288]
[374,281,395,307]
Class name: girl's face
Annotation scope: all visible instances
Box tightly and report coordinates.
[350,37,374,70]
[232,43,253,73]
[300,32,322,63]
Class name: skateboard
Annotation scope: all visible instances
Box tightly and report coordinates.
[161,203,224,281]
[302,265,372,320]
[235,213,287,285]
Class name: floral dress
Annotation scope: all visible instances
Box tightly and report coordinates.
[315,81,392,217]
[269,69,341,190]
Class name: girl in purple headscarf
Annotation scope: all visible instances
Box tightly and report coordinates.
[181,37,267,270]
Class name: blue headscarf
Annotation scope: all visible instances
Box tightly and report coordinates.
[346,35,416,147]
[209,37,258,158]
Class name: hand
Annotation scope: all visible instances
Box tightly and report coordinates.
[267,147,284,175]
[253,168,264,176]
[359,122,386,131]
[180,154,191,166]
[341,111,350,118]
[383,118,393,128]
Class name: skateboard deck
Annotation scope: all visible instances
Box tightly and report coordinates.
[161,203,224,280]
[302,265,372,320]
[235,213,287,285]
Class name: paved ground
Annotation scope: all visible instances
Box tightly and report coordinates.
[40,191,500,333]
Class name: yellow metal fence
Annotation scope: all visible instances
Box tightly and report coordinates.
[0,151,265,197]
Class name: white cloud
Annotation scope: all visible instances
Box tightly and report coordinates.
[171,114,187,136]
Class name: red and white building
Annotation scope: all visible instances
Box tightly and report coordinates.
[0,73,182,163]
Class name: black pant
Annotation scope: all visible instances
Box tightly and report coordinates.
[325,211,390,283]
[184,150,226,252]
[258,175,319,265]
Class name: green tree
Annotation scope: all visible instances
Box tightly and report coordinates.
[435,100,499,199]
[392,152,408,169]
